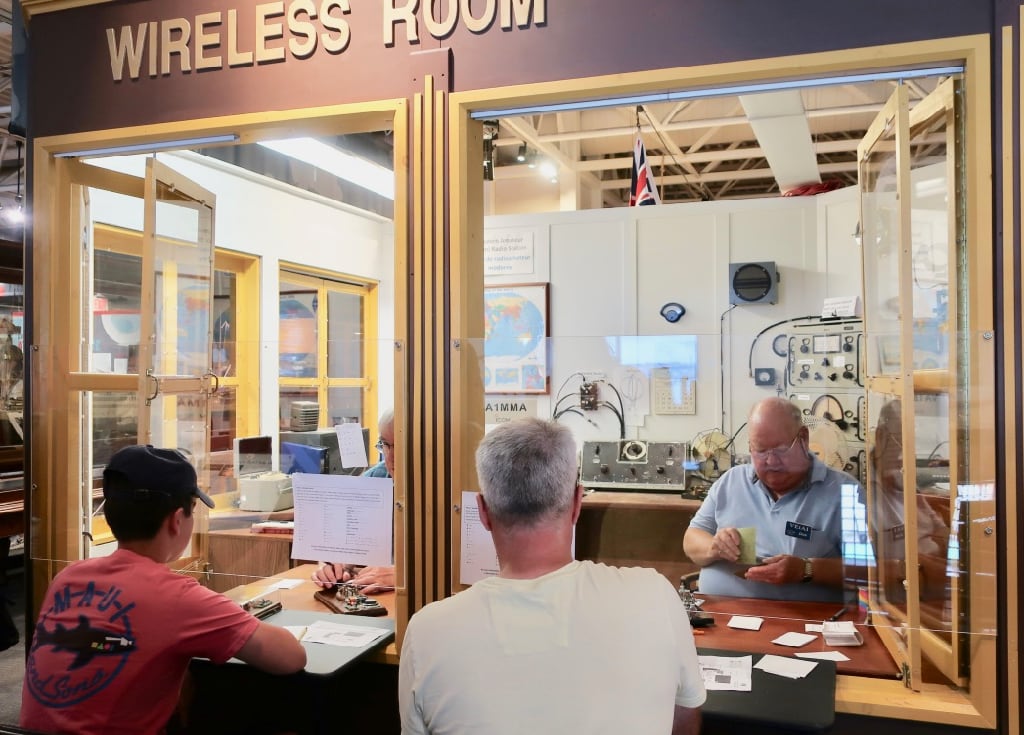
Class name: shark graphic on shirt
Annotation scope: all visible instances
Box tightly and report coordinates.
[35,615,135,670]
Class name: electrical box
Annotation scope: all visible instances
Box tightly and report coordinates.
[579,440,690,493]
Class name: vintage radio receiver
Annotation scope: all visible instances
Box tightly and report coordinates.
[579,440,688,494]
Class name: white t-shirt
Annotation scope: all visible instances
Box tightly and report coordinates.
[399,560,706,735]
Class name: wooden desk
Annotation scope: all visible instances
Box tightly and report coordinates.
[695,595,901,679]
[222,563,399,663]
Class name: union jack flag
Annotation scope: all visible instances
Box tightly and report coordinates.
[629,134,660,206]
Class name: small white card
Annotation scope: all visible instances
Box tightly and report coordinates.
[728,615,764,631]
[755,654,818,679]
[772,631,817,647]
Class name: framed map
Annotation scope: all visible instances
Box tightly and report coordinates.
[484,283,549,394]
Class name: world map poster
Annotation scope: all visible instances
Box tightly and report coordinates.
[483,283,549,394]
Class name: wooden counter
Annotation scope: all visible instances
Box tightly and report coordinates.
[694,594,901,679]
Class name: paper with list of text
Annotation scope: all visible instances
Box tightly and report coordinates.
[290,473,394,565]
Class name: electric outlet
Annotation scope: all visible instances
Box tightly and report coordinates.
[580,382,599,410]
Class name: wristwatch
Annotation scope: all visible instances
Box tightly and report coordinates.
[801,558,814,583]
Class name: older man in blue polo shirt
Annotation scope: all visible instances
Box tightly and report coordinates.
[684,397,859,602]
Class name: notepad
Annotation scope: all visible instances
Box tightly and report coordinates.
[822,620,863,646]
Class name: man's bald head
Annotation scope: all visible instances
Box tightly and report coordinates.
[749,397,804,433]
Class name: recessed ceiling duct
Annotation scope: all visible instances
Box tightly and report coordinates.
[739,90,820,193]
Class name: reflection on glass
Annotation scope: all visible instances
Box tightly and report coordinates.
[88,391,140,543]
[909,113,950,372]
[92,249,142,375]
[280,387,318,430]
[869,396,955,639]
[151,186,213,378]
[327,386,363,427]
[861,123,901,377]
[280,280,318,378]
[213,270,236,378]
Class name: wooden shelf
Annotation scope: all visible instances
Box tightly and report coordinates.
[581,490,702,511]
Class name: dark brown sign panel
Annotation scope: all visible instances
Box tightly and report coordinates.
[30,0,992,137]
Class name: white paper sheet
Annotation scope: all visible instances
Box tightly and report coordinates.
[459,491,499,584]
[727,615,764,631]
[302,620,389,648]
[290,473,394,565]
[265,578,304,591]
[754,654,818,679]
[698,654,752,691]
[336,423,370,469]
[771,631,817,647]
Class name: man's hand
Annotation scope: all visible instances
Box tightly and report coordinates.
[743,554,803,584]
[707,528,742,563]
[349,566,396,594]
[683,526,742,567]
[311,562,358,588]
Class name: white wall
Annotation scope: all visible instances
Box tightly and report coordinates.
[485,185,862,452]
[86,152,396,442]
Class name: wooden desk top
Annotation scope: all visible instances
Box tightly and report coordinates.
[223,564,399,663]
[694,595,900,679]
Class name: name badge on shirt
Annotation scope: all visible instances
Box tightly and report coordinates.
[890,525,905,542]
[785,521,813,540]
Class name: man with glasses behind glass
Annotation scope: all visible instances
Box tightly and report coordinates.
[311,410,396,593]
[683,397,855,602]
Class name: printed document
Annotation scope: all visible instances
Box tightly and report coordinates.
[291,473,393,565]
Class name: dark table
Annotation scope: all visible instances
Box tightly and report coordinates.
[699,646,836,733]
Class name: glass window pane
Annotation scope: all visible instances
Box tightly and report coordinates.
[327,289,363,378]
[93,249,141,375]
[860,123,901,377]
[327,386,364,427]
[213,270,237,378]
[280,278,318,377]
[909,112,950,371]
[280,387,319,430]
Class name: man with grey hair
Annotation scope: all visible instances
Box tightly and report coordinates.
[684,396,855,602]
[399,417,705,735]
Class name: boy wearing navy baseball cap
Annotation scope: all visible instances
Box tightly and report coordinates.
[21,445,307,735]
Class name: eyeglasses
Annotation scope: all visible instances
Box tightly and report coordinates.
[375,438,395,452]
[749,434,802,461]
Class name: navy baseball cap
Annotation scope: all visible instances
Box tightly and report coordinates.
[103,445,215,508]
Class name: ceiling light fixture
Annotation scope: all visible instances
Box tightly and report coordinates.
[516,144,527,163]
[54,134,240,159]
[258,137,395,200]
[469,65,963,119]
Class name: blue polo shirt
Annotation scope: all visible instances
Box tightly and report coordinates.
[687,457,858,602]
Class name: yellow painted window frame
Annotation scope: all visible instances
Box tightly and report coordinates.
[278,264,380,445]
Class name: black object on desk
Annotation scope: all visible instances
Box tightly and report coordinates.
[699,647,836,733]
